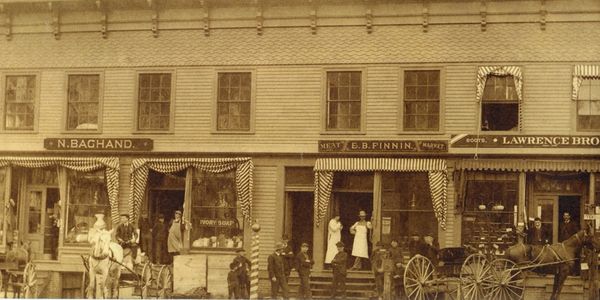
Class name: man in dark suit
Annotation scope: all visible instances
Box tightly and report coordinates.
[281,235,295,279]
[331,241,348,299]
[268,242,289,299]
[559,212,579,242]
[233,248,251,299]
[527,217,550,245]
[152,214,168,264]
[295,242,313,299]
[115,214,139,263]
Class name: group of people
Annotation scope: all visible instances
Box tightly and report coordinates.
[111,210,191,266]
[326,210,373,270]
[527,212,579,245]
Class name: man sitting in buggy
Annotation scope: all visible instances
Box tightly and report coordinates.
[116,214,139,265]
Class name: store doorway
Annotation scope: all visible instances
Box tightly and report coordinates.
[23,187,60,260]
[149,189,185,225]
[334,192,373,269]
[285,192,314,254]
[559,195,581,234]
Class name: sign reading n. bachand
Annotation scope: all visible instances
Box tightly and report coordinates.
[318,140,448,153]
[451,134,600,148]
[44,138,153,151]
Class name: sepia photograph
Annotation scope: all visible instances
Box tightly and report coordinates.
[0,0,598,299]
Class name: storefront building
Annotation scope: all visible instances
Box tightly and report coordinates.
[0,0,598,298]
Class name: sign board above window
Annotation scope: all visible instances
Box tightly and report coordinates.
[451,134,600,148]
[44,138,153,151]
[318,140,447,153]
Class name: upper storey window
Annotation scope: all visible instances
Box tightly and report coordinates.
[326,71,362,131]
[67,74,101,131]
[572,66,600,132]
[217,72,252,131]
[403,70,440,131]
[137,73,172,131]
[476,66,523,132]
[4,75,36,131]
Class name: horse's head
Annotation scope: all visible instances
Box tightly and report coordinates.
[579,225,600,250]
[91,229,114,259]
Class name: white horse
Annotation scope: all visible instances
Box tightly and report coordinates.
[87,229,123,299]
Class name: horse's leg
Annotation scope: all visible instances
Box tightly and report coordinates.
[551,265,570,300]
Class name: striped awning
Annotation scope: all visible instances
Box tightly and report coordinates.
[130,157,253,223]
[455,159,600,173]
[0,157,120,225]
[572,65,600,100]
[476,66,523,103]
[313,158,448,230]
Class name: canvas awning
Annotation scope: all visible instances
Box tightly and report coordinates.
[313,158,448,229]
[0,157,120,225]
[130,157,253,223]
[572,65,600,100]
[455,159,600,173]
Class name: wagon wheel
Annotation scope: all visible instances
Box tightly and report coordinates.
[140,262,153,299]
[22,263,37,298]
[404,254,438,300]
[81,269,89,298]
[157,265,173,299]
[487,259,525,300]
[460,254,492,300]
[0,270,4,296]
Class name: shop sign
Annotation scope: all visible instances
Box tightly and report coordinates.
[197,219,237,227]
[318,140,447,153]
[451,134,600,148]
[382,217,392,235]
[44,138,153,151]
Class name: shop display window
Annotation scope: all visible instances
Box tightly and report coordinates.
[381,172,438,256]
[64,169,110,245]
[461,173,518,252]
[190,169,244,249]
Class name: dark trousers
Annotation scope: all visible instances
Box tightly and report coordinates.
[298,273,311,299]
[239,274,250,299]
[270,276,289,299]
[374,273,384,296]
[154,241,167,264]
[332,273,346,299]
[229,285,240,299]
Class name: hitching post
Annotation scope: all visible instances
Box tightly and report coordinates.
[250,219,261,299]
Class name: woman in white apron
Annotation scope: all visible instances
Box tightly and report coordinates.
[350,210,372,270]
[325,215,343,264]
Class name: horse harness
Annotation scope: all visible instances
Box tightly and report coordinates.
[532,231,583,264]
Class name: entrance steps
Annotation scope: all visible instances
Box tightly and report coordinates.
[287,270,376,300]
[524,274,588,300]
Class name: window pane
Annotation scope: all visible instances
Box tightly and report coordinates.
[327,71,361,130]
[64,169,111,245]
[403,71,440,131]
[67,75,100,130]
[481,103,518,131]
[5,75,35,130]
[217,73,252,131]
[191,169,243,249]
[138,73,171,130]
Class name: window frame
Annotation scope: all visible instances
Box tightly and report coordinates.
[133,70,176,134]
[211,69,256,134]
[575,78,600,132]
[478,74,521,133]
[321,67,367,135]
[1,72,41,133]
[398,67,445,134]
[63,71,104,133]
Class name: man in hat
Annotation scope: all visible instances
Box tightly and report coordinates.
[116,213,139,262]
[295,242,313,299]
[371,241,387,298]
[331,241,348,299]
[152,214,168,264]
[528,217,550,245]
[281,235,294,279]
[559,212,579,242]
[350,210,372,270]
[268,242,289,299]
[168,210,190,264]
[233,248,251,298]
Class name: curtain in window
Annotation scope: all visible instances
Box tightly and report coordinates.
[130,157,253,224]
[572,65,600,100]
[313,158,448,229]
[476,66,523,103]
[0,157,120,225]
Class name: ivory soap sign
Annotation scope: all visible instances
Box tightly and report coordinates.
[44,138,153,151]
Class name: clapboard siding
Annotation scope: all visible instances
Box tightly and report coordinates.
[441,176,457,248]
[522,64,573,134]
[173,68,212,135]
[39,71,64,135]
[118,157,132,218]
[366,66,399,136]
[253,165,278,268]
[445,65,478,133]
[103,69,135,135]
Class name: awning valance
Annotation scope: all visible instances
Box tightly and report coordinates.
[455,159,600,173]
[0,157,120,225]
[130,157,253,223]
[572,65,600,100]
[313,158,448,230]
[476,66,523,103]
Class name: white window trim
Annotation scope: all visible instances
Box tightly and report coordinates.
[321,67,367,135]
[62,70,105,134]
[398,67,445,134]
[0,71,41,133]
[476,67,523,133]
[211,68,256,134]
[132,69,176,134]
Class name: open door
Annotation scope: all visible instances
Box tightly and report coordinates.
[24,188,45,260]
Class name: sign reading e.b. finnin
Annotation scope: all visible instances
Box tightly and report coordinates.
[44,138,153,151]
[451,134,600,148]
[318,140,448,153]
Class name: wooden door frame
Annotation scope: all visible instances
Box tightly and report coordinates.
[22,185,47,259]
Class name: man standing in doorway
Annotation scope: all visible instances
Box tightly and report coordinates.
[168,210,190,264]
[281,235,294,279]
[268,242,289,299]
[528,217,550,245]
[559,212,579,242]
[152,214,168,264]
[296,242,313,299]
[331,241,348,299]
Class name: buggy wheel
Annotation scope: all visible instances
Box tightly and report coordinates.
[460,254,492,300]
[157,265,173,299]
[23,263,37,298]
[141,262,152,299]
[403,254,438,300]
[488,259,525,300]
[81,269,89,298]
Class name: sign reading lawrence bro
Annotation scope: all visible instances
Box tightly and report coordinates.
[44,138,153,151]
[451,134,600,148]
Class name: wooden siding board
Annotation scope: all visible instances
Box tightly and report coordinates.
[445,66,477,133]
[39,71,64,135]
[103,69,135,134]
[253,165,278,268]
